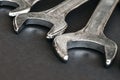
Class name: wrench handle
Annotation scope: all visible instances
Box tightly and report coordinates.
[82,0,119,35]
[25,0,40,6]
[46,0,88,16]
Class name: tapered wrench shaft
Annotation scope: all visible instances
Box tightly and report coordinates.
[81,0,119,34]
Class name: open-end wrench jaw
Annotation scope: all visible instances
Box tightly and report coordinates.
[54,30,118,66]
[54,0,119,67]
[13,12,67,39]
[0,0,39,16]
[13,0,88,39]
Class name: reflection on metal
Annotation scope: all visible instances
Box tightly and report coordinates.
[0,0,40,16]
[13,0,88,39]
[54,0,118,67]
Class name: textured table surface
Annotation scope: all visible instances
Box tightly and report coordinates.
[0,0,120,80]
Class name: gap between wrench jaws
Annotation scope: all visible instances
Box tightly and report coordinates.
[0,0,40,16]
[13,0,89,39]
[54,0,119,67]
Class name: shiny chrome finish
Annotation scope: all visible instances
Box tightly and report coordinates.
[0,0,40,16]
[54,0,118,67]
[13,0,88,39]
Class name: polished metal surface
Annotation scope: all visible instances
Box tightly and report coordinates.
[54,0,119,67]
[0,0,120,79]
[0,0,40,16]
[13,0,88,39]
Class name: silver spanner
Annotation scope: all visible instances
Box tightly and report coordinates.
[54,0,118,67]
[13,0,88,39]
[0,0,40,16]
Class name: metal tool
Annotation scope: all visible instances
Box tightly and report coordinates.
[13,0,88,39]
[54,0,118,67]
[0,0,40,16]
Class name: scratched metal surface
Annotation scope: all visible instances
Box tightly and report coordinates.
[0,0,120,80]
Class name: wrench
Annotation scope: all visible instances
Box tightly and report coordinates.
[13,0,88,39]
[0,0,40,16]
[54,0,118,67]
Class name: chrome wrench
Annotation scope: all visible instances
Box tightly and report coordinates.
[13,0,88,39]
[0,0,40,16]
[54,0,118,67]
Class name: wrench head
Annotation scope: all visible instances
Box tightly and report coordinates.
[0,0,32,16]
[54,31,118,67]
[13,12,67,39]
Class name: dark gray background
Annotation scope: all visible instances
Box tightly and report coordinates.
[0,0,120,80]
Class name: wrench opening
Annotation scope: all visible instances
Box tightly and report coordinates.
[54,41,105,63]
[67,41,104,53]
[13,18,54,33]
[25,19,53,28]
[0,1,18,8]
